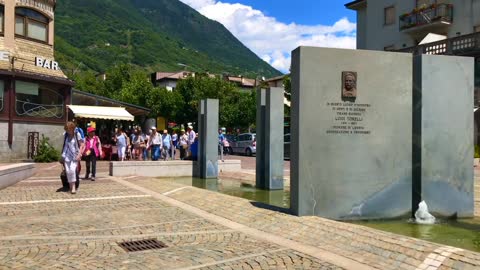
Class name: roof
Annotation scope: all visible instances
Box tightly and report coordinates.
[264,74,287,83]
[152,71,193,81]
[345,0,366,10]
[67,105,134,121]
[0,69,74,86]
[225,76,256,87]
[71,89,151,116]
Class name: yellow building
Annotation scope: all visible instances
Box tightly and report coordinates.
[0,0,73,161]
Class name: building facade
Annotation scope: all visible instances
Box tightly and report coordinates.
[346,0,480,142]
[345,0,479,51]
[0,0,73,161]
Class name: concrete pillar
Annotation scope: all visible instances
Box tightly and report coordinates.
[196,99,219,179]
[256,87,284,190]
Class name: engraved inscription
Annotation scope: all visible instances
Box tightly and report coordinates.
[325,102,371,135]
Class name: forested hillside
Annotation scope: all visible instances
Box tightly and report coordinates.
[54,0,281,78]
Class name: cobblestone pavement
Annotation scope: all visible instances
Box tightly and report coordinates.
[0,162,479,269]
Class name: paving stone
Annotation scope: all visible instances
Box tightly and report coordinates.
[1,163,480,269]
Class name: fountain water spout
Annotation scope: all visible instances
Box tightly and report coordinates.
[415,200,436,224]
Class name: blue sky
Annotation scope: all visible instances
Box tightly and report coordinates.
[180,0,357,74]
[220,0,356,25]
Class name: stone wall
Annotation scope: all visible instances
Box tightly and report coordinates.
[0,121,64,161]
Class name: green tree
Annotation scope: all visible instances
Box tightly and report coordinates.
[147,87,184,120]
[175,75,255,129]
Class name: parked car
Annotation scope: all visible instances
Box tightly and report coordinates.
[230,133,256,156]
[224,134,236,155]
[284,133,290,159]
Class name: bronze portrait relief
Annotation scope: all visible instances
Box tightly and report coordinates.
[342,71,357,100]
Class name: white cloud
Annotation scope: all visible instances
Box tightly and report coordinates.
[180,0,356,74]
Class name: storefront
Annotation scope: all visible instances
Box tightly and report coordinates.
[0,0,75,161]
[69,89,151,160]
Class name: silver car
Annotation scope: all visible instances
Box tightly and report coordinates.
[230,133,256,156]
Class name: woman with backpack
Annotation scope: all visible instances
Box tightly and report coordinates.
[61,121,85,194]
[83,127,102,181]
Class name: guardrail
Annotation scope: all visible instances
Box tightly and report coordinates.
[397,31,480,56]
[399,3,453,31]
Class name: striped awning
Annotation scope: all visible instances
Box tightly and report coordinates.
[67,105,134,121]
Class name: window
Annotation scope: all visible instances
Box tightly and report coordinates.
[475,25,480,33]
[15,8,48,42]
[15,81,64,119]
[0,80,4,113]
[0,5,4,34]
[384,6,395,25]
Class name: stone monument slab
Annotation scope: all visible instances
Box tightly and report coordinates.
[291,47,413,219]
[414,55,474,217]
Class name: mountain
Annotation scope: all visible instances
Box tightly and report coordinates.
[54,0,282,78]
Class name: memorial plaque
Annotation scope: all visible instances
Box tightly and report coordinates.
[341,71,357,100]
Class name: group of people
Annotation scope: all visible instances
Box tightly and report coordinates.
[117,125,197,161]
[60,122,200,194]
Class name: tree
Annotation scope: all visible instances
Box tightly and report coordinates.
[175,75,255,130]
[147,87,184,120]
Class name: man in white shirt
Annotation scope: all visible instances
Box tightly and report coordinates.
[187,126,196,157]
[147,127,162,161]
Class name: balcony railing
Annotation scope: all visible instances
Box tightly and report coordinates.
[397,31,480,56]
[399,3,453,31]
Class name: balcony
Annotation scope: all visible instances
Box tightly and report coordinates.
[399,3,453,34]
[397,32,480,57]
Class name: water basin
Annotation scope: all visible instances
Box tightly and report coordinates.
[160,176,480,253]
[351,218,480,253]
[160,177,290,208]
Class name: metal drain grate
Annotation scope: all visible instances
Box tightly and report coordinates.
[118,239,167,252]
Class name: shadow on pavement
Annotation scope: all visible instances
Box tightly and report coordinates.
[250,201,292,215]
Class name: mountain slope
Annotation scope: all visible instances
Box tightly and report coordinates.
[54,0,281,78]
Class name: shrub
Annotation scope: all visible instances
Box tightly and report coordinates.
[34,135,61,163]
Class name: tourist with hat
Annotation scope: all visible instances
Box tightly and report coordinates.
[178,129,188,160]
[83,127,102,180]
[161,129,172,160]
[186,125,196,158]
[147,127,162,161]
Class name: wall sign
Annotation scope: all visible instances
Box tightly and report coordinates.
[0,51,9,62]
[35,57,59,70]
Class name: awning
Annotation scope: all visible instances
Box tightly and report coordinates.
[67,105,134,121]
[419,33,447,45]
[72,89,151,116]
[475,108,479,112]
